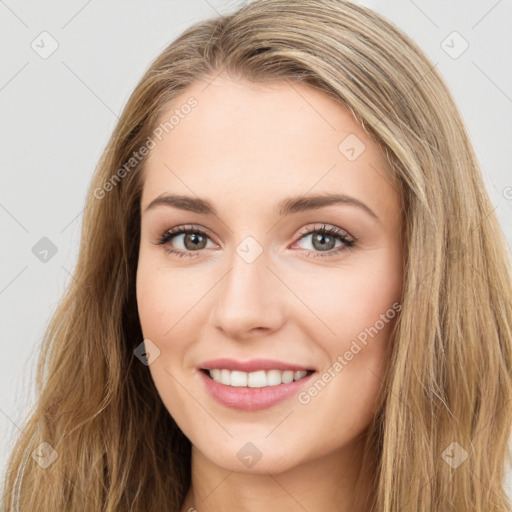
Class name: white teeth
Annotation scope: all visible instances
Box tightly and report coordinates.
[294,370,307,381]
[230,370,248,387]
[207,368,311,387]
[248,370,267,388]
[220,369,230,385]
[282,370,294,384]
[266,370,282,386]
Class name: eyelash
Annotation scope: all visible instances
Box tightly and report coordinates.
[153,223,356,259]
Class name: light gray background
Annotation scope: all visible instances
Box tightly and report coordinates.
[1,0,511,498]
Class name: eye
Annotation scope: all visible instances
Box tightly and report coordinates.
[153,224,217,258]
[291,224,355,258]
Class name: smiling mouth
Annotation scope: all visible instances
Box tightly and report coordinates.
[200,368,315,388]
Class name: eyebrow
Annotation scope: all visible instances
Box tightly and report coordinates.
[144,192,380,222]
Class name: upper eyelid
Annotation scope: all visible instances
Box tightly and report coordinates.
[161,224,217,243]
[297,224,352,239]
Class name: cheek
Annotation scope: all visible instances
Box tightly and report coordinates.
[288,253,402,347]
[135,255,213,384]
[289,249,401,421]
[135,259,201,429]
[136,254,202,341]
[297,266,398,388]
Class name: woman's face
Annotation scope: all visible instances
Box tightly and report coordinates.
[136,75,403,474]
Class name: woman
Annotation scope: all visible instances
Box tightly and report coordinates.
[3,0,511,510]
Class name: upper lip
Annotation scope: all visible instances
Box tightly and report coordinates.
[199,358,315,373]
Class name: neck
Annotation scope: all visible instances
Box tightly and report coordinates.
[180,436,375,512]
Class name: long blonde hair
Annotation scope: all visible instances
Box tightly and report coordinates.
[2,0,512,510]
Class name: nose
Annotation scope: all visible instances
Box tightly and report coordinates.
[209,246,285,340]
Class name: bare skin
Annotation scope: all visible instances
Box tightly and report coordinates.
[136,75,403,512]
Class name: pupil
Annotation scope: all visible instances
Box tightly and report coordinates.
[185,233,206,250]
[313,233,334,251]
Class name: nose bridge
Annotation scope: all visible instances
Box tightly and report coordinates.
[210,237,282,336]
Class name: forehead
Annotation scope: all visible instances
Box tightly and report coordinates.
[141,76,399,222]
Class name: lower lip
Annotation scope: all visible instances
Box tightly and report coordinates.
[198,370,315,411]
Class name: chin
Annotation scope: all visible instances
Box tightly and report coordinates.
[193,437,303,475]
